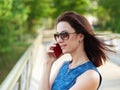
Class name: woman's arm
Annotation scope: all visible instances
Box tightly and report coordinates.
[50,59,65,88]
[39,43,57,90]
[70,70,100,90]
[39,61,53,90]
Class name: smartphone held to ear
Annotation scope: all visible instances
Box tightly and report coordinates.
[53,43,63,58]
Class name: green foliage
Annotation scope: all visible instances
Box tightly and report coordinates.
[0,0,30,53]
[0,43,29,84]
[26,0,54,30]
[0,0,31,83]
[1,0,119,54]
[97,0,120,33]
[52,0,95,18]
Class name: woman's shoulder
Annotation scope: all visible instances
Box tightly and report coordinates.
[80,70,100,81]
[50,59,70,86]
[71,69,100,90]
[63,60,71,65]
[50,59,70,78]
[81,70,100,87]
[75,61,101,90]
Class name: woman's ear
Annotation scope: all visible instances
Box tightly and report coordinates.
[79,33,84,42]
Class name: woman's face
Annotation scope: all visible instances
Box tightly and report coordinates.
[56,21,83,54]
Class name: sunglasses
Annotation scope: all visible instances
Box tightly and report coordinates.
[54,31,76,41]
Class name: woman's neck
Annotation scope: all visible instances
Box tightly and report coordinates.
[69,47,89,68]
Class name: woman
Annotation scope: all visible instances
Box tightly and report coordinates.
[39,11,112,90]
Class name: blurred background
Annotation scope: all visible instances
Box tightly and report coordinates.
[0,0,120,90]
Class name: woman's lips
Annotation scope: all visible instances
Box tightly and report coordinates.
[60,45,67,50]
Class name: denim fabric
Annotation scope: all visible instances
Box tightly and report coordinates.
[52,61,102,90]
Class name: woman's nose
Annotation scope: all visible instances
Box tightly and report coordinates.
[56,36,63,43]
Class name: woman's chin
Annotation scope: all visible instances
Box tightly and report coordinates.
[62,50,69,54]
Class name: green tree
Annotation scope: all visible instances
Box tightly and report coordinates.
[52,0,95,19]
[0,0,31,83]
[0,0,29,53]
[26,0,54,30]
[97,0,120,33]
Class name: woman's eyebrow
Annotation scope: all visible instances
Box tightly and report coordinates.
[57,30,68,33]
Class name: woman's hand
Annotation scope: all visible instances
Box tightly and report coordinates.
[39,43,58,90]
[45,43,58,65]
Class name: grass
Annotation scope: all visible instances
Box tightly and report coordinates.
[0,42,30,84]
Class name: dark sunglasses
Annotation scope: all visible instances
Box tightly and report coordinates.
[54,31,76,41]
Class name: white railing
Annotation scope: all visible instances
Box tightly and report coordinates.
[0,31,43,90]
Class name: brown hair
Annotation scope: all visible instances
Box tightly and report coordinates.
[57,11,113,67]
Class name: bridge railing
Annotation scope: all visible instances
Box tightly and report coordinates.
[0,31,43,90]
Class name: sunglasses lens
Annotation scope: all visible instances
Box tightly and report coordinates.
[54,32,70,41]
[60,32,69,40]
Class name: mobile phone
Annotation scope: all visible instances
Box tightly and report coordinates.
[53,43,62,58]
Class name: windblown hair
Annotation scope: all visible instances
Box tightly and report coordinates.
[57,11,113,67]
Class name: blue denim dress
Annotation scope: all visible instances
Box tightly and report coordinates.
[52,61,102,90]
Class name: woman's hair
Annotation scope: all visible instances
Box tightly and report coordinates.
[57,11,113,67]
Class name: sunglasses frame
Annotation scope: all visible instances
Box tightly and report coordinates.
[54,31,76,41]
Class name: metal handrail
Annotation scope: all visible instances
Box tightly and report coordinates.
[0,31,43,90]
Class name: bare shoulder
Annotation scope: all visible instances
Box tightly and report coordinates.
[50,59,67,87]
[80,70,100,82]
[70,70,100,90]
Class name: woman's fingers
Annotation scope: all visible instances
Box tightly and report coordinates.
[45,43,57,62]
